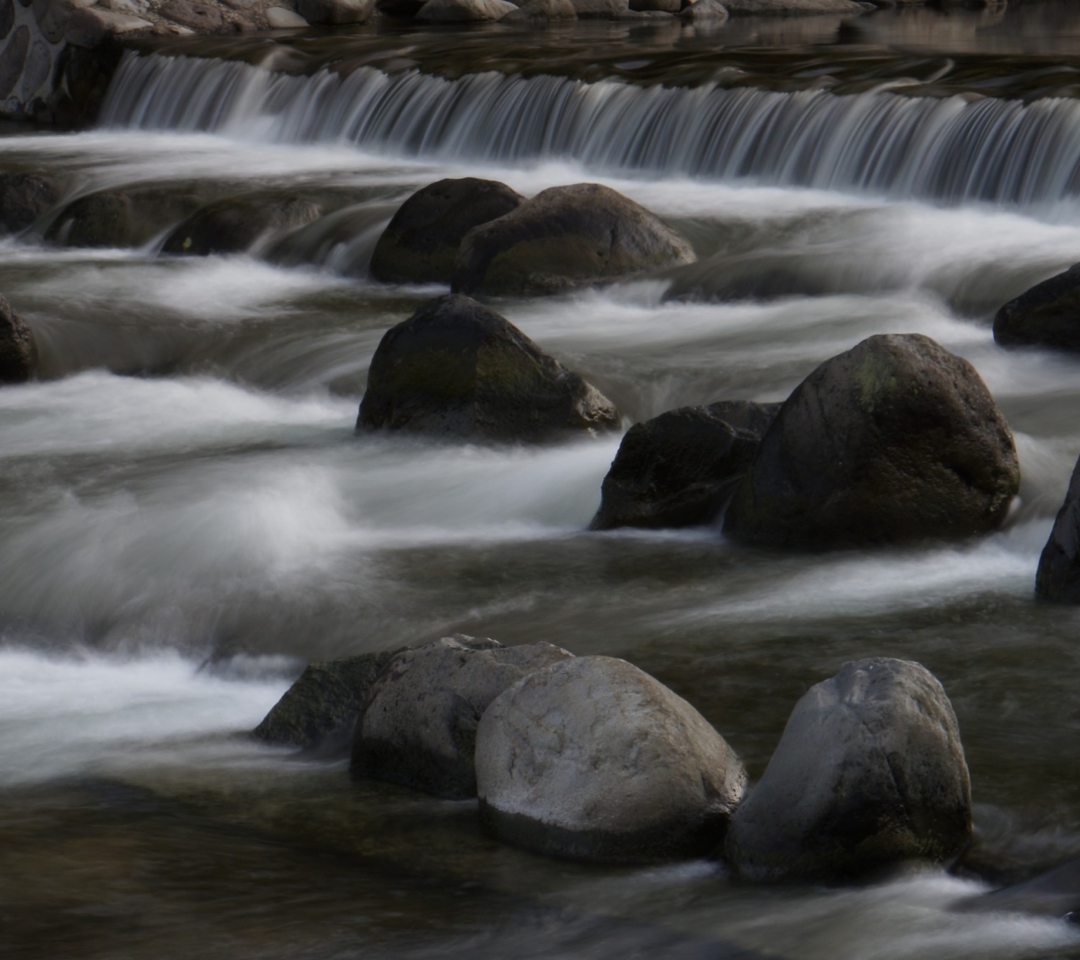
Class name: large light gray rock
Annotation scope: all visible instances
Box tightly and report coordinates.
[679,0,728,18]
[725,658,972,882]
[724,334,1020,549]
[352,635,573,800]
[476,656,747,863]
[453,183,696,298]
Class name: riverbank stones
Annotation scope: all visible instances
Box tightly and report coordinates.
[452,183,695,297]
[253,650,397,757]
[994,263,1080,353]
[1035,454,1080,602]
[357,294,619,442]
[352,635,572,799]
[725,658,971,882]
[591,400,780,531]
[724,333,1020,549]
[475,656,747,863]
[370,178,524,285]
[0,294,37,383]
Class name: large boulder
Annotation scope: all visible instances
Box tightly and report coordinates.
[357,294,620,442]
[370,178,524,285]
[162,196,322,256]
[452,183,696,297]
[724,334,1020,549]
[0,294,37,383]
[415,0,516,19]
[679,0,729,19]
[0,172,60,234]
[994,263,1080,353]
[476,656,747,863]
[253,650,397,757]
[1035,455,1080,602]
[352,635,573,799]
[502,0,577,18]
[591,400,780,531]
[725,658,972,882]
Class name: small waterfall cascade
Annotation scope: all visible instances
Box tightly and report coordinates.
[101,51,1080,207]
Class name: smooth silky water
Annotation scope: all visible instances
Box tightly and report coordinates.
[7,7,1080,958]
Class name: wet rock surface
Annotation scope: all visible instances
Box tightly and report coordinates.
[352,635,573,799]
[253,650,397,756]
[1035,454,1080,603]
[452,183,696,297]
[724,333,1020,549]
[0,294,38,383]
[591,400,780,531]
[357,294,619,442]
[725,658,972,882]
[162,195,322,255]
[415,0,517,19]
[47,187,202,248]
[994,263,1080,353]
[475,655,747,863]
[0,172,61,234]
[370,178,524,286]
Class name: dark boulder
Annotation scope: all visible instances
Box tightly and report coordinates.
[162,196,322,256]
[1035,455,1080,602]
[725,658,972,882]
[453,183,696,297]
[47,188,202,249]
[591,400,780,531]
[724,334,1020,549]
[253,650,397,757]
[475,656,747,863]
[370,178,524,285]
[352,635,573,799]
[994,263,1080,353]
[0,172,60,234]
[295,0,376,23]
[0,294,37,383]
[357,294,619,442]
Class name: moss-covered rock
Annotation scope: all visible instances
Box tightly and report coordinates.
[591,400,779,531]
[453,183,695,297]
[357,294,619,442]
[994,263,1080,353]
[724,333,1020,549]
[370,178,523,285]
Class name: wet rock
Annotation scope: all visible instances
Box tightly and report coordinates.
[265,6,309,24]
[162,196,322,256]
[1035,455,1080,603]
[725,658,972,882]
[48,188,201,249]
[352,635,572,800]
[0,295,37,384]
[415,0,516,19]
[0,26,28,98]
[295,0,374,22]
[253,650,397,757]
[370,178,524,285]
[0,172,60,234]
[591,400,780,531]
[502,0,578,21]
[98,0,151,14]
[572,0,630,16]
[994,263,1080,353]
[357,294,620,442]
[453,183,695,297]
[375,0,426,15]
[159,0,225,30]
[963,859,1080,920]
[476,656,747,863]
[721,0,866,12]
[679,0,729,18]
[66,7,152,46]
[724,334,1020,549]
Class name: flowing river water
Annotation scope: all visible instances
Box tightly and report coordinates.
[7,6,1080,958]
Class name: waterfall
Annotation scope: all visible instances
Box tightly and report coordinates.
[100,51,1080,206]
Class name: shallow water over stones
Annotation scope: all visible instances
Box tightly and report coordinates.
[7,12,1080,960]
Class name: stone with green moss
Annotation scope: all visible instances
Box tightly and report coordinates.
[724,333,1020,549]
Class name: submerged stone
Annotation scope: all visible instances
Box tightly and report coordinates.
[163,195,322,256]
[724,333,1020,549]
[725,658,972,882]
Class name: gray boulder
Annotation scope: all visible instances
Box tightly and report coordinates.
[295,0,375,23]
[370,178,524,285]
[724,334,1020,549]
[1035,455,1080,602]
[994,263,1080,353]
[476,656,747,863]
[352,635,573,799]
[163,195,322,256]
[591,400,780,531]
[159,0,224,30]
[0,295,37,384]
[357,294,619,442]
[0,172,60,234]
[630,0,679,11]
[726,658,971,882]
[415,0,516,19]
[453,183,696,297]
[253,650,397,757]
